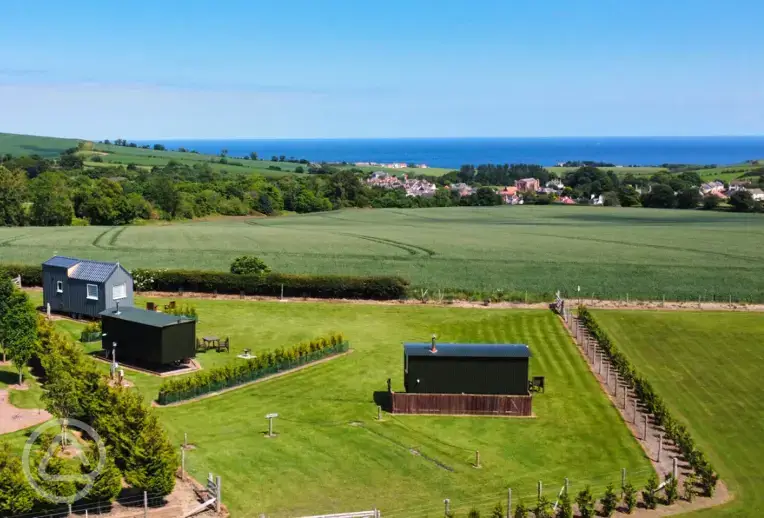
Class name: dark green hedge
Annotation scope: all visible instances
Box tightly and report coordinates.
[0,263,408,300]
[158,333,348,404]
[0,263,43,286]
[577,307,718,494]
[134,268,408,300]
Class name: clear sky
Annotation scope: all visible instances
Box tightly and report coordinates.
[1,0,762,139]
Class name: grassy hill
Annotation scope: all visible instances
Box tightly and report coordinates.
[0,132,81,157]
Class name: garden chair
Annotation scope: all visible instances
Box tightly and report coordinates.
[218,337,230,353]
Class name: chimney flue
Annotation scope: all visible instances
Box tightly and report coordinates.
[430,334,437,353]
[115,301,121,315]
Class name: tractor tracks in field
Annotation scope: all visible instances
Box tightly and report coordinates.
[338,233,436,257]
[92,226,126,249]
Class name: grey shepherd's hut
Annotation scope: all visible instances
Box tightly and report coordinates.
[42,256,134,318]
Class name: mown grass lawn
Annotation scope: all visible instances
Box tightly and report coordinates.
[593,310,764,517]
[142,300,652,517]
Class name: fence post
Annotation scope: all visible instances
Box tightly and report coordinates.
[215,476,222,513]
[507,488,512,518]
[633,399,638,424]
[644,414,648,440]
[475,450,480,468]
[658,433,663,462]
[673,457,678,479]
[538,480,542,503]
[623,385,627,408]
[144,491,148,518]
[564,477,569,494]
[621,468,626,489]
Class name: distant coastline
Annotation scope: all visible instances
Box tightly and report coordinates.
[135,136,764,169]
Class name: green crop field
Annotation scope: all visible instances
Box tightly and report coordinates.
[593,311,764,517]
[3,205,764,301]
[0,132,80,157]
[547,166,664,176]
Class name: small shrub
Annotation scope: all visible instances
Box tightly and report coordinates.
[600,483,618,517]
[622,482,637,513]
[664,474,679,505]
[230,255,271,276]
[513,501,528,518]
[575,486,595,518]
[555,490,572,518]
[468,508,481,518]
[683,474,697,502]
[533,496,552,518]
[643,474,659,509]
[490,502,504,518]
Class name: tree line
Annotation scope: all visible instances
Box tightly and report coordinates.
[0,274,177,515]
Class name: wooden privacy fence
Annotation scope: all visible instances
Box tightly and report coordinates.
[391,392,532,416]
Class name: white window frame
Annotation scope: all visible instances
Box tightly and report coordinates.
[86,284,99,300]
[112,283,127,301]
[56,281,63,293]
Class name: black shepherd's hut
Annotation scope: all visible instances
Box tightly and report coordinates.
[403,339,531,395]
[100,307,196,366]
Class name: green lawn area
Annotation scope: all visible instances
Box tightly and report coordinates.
[593,310,764,517]
[0,132,80,157]
[5,205,764,301]
[141,300,652,517]
[0,362,44,409]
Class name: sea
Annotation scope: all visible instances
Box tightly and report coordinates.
[139,137,764,169]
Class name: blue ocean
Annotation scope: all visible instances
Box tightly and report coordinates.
[140,137,764,168]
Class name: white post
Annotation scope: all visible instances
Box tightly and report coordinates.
[181,446,185,481]
[184,432,188,449]
[658,433,663,462]
[538,480,543,503]
[143,491,148,518]
[564,477,569,494]
[644,414,649,440]
[444,498,450,516]
[215,476,222,512]
[673,457,678,479]
[46,302,51,319]
[378,405,382,421]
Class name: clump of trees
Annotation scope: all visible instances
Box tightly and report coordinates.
[0,275,178,516]
[230,255,271,276]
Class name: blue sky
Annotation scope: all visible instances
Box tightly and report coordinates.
[1,0,762,139]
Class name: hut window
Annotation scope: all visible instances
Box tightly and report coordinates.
[86,284,99,300]
[56,281,63,293]
[112,283,127,301]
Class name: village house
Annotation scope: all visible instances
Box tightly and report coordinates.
[748,188,764,201]
[366,171,436,197]
[546,179,564,191]
[700,181,725,195]
[446,183,475,197]
[497,186,522,204]
[516,178,541,192]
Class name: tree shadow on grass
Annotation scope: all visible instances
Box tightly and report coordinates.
[0,369,18,386]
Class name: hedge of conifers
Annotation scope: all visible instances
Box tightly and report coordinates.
[157,333,348,405]
[577,307,718,494]
[0,263,409,300]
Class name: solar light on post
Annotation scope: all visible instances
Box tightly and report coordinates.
[111,341,118,379]
[443,498,450,516]
[377,405,382,421]
[265,413,278,438]
[474,450,480,468]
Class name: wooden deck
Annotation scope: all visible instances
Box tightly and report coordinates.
[390,392,532,416]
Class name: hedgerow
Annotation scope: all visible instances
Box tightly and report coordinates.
[133,269,408,300]
[157,333,348,404]
[577,307,718,494]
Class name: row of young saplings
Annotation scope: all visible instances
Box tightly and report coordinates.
[576,307,718,496]
[446,472,700,517]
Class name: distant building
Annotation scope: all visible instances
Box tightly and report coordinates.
[516,178,541,192]
[546,179,564,191]
[748,188,764,201]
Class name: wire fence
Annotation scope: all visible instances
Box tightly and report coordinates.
[3,491,176,518]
